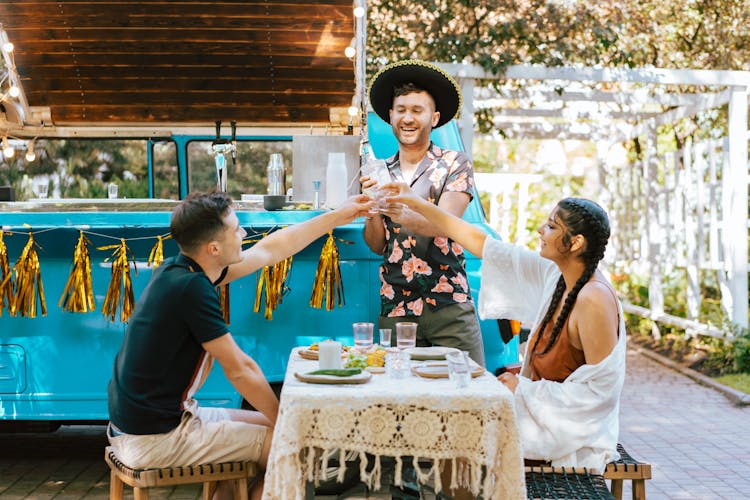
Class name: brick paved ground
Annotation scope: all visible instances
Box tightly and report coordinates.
[618,347,750,500]
[0,344,748,499]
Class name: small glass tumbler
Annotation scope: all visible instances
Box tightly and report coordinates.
[36,183,48,199]
[385,349,411,379]
[446,351,471,388]
[108,183,119,199]
[352,322,374,349]
[379,328,392,347]
[395,322,417,349]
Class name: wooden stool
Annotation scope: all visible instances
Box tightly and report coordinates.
[105,446,259,500]
[604,443,652,500]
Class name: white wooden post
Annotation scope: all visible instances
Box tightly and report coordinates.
[684,141,701,324]
[458,77,475,158]
[644,122,664,337]
[726,86,749,329]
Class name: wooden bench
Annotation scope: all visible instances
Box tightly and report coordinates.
[526,466,615,499]
[604,443,652,500]
[105,446,259,500]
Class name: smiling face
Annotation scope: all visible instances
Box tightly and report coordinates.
[538,206,571,261]
[389,91,440,148]
[213,208,247,267]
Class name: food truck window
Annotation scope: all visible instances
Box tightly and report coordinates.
[186,140,293,199]
[0,138,150,200]
[152,140,179,200]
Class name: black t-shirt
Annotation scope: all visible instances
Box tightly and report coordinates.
[108,254,229,434]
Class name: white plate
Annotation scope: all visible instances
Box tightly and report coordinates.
[404,346,460,360]
[294,370,372,384]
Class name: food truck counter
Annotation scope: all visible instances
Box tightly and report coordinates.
[0,204,517,422]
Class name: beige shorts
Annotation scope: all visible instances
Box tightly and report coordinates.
[108,401,267,469]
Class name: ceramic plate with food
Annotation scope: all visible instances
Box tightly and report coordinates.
[298,343,350,360]
[404,346,460,360]
[411,361,484,379]
[294,368,372,384]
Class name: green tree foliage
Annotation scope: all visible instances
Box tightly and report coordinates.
[368,0,749,71]
[368,0,749,138]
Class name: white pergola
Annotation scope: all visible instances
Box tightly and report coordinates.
[437,62,750,333]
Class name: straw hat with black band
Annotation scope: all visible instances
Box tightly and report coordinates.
[368,60,462,129]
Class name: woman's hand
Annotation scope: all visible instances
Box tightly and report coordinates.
[498,372,519,393]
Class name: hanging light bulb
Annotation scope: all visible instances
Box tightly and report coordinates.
[2,42,13,53]
[344,45,356,59]
[25,139,36,162]
[348,106,358,117]
[353,5,365,18]
[2,137,14,158]
[8,85,20,98]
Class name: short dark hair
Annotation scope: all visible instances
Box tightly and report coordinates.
[392,82,436,109]
[170,191,233,253]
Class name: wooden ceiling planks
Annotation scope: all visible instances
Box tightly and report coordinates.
[0,0,356,125]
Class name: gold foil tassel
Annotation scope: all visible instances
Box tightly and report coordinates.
[6,231,47,317]
[0,230,15,316]
[147,234,170,269]
[309,232,345,310]
[254,256,293,320]
[59,231,95,313]
[99,239,136,323]
[219,284,230,324]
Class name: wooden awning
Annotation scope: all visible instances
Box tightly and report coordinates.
[0,1,356,126]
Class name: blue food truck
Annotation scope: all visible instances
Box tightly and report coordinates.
[0,2,518,428]
[0,117,518,428]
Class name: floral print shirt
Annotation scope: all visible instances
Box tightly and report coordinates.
[379,143,475,317]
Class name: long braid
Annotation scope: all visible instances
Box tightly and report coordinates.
[531,275,565,354]
[533,198,611,355]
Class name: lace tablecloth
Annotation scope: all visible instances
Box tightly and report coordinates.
[263,349,525,499]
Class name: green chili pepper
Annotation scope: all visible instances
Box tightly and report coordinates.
[308,368,362,377]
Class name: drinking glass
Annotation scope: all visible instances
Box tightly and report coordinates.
[36,183,48,199]
[379,328,392,347]
[108,183,119,199]
[385,349,411,379]
[352,322,374,349]
[395,322,417,349]
[446,351,471,388]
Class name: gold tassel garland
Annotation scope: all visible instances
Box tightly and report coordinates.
[309,232,345,310]
[219,284,230,324]
[59,231,96,313]
[254,256,293,320]
[5,231,47,317]
[99,238,136,323]
[0,230,15,316]
[147,234,170,269]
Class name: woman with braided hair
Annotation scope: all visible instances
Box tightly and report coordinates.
[384,185,625,473]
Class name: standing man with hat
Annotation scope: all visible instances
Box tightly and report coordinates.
[362,59,485,366]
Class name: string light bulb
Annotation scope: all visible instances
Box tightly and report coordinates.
[353,6,365,17]
[2,137,14,158]
[348,106,358,117]
[8,85,20,98]
[344,45,356,59]
[2,42,13,53]
[25,139,36,162]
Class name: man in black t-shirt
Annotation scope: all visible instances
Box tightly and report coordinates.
[108,191,373,500]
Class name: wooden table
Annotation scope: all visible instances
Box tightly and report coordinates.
[262,348,525,499]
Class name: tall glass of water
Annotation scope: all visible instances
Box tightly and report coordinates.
[395,322,417,349]
[352,322,374,349]
[446,351,471,388]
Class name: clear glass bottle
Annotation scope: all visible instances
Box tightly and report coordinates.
[360,141,391,198]
[267,153,285,195]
